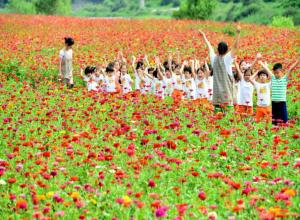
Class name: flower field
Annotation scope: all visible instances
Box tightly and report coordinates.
[0,14,299,219]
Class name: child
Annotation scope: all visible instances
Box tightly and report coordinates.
[152,57,166,99]
[59,37,74,89]
[195,63,210,101]
[235,64,254,116]
[81,66,98,92]
[250,68,271,122]
[170,51,185,104]
[259,59,299,125]
[94,66,105,91]
[104,66,117,93]
[204,62,214,101]
[120,64,133,94]
[183,61,197,100]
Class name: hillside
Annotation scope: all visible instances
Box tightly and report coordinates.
[0,0,299,25]
[72,0,299,25]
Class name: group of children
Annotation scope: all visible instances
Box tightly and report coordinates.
[59,36,299,125]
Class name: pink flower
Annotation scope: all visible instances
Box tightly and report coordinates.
[148,179,156,187]
[155,206,169,218]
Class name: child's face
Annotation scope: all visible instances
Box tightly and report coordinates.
[259,73,267,83]
[166,70,172,78]
[274,69,282,78]
[197,70,205,79]
[185,72,191,79]
[121,66,127,74]
[244,72,251,81]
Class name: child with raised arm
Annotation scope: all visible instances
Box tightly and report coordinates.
[59,37,74,89]
[104,65,117,93]
[80,66,98,92]
[183,60,197,100]
[195,61,210,102]
[171,50,185,104]
[260,59,299,125]
[249,65,271,122]
[235,61,254,116]
[120,63,133,94]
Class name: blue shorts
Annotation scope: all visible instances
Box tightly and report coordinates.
[272,101,288,125]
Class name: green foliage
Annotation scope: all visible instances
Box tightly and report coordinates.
[173,0,216,20]
[271,16,294,28]
[6,0,36,14]
[6,0,71,15]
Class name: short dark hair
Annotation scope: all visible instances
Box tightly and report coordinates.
[106,66,114,73]
[273,63,282,71]
[184,66,192,74]
[136,61,144,70]
[218,42,228,55]
[152,69,158,78]
[244,68,252,76]
[258,70,268,77]
[84,66,96,75]
[64,37,74,46]
[148,67,155,73]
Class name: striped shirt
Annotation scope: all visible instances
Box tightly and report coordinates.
[272,75,287,101]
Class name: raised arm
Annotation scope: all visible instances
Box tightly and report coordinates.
[199,30,214,53]
[131,55,137,72]
[234,59,243,80]
[250,53,262,70]
[287,59,299,76]
[180,60,188,74]
[258,61,273,78]
[176,48,181,65]
[191,60,196,78]
[231,25,241,58]
[144,54,150,68]
[204,60,210,78]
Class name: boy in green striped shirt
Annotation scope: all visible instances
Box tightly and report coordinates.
[260,59,299,125]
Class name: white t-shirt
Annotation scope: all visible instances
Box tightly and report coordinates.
[134,71,140,90]
[141,76,152,94]
[207,76,213,100]
[164,76,175,96]
[59,49,73,60]
[83,76,98,92]
[210,51,233,76]
[105,75,116,93]
[121,74,133,94]
[254,82,271,106]
[238,79,254,106]
[195,78,209,99]
[153,77,166,98]
[184,77,197,99]
[173,74,184,91]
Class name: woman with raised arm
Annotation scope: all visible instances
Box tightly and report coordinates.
[199,26,241,113]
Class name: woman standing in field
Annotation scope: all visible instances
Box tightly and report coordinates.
[199,26,241,113]
[59,37,74,89]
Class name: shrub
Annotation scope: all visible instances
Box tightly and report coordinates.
[271,16,294,28]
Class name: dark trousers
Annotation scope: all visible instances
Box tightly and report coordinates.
[272,101,288,125]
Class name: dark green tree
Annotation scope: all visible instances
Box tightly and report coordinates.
[173,0,216,20]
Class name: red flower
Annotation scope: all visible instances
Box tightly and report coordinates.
[198,191,206,200]
[148,179,156,187]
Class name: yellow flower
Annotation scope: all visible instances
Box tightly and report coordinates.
[37,195,46,201]
[90,199,97,205]
[71,192,80,199]
[46,191,54,198]
[122,195,132,206]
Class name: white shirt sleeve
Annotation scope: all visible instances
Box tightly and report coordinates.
[224,52,233,76]
[59,50,64,59]
[209,51,216,66]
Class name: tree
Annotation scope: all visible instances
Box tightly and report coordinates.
[173,0,216,20]
[6,0,36,14]
[35,0,71,15]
